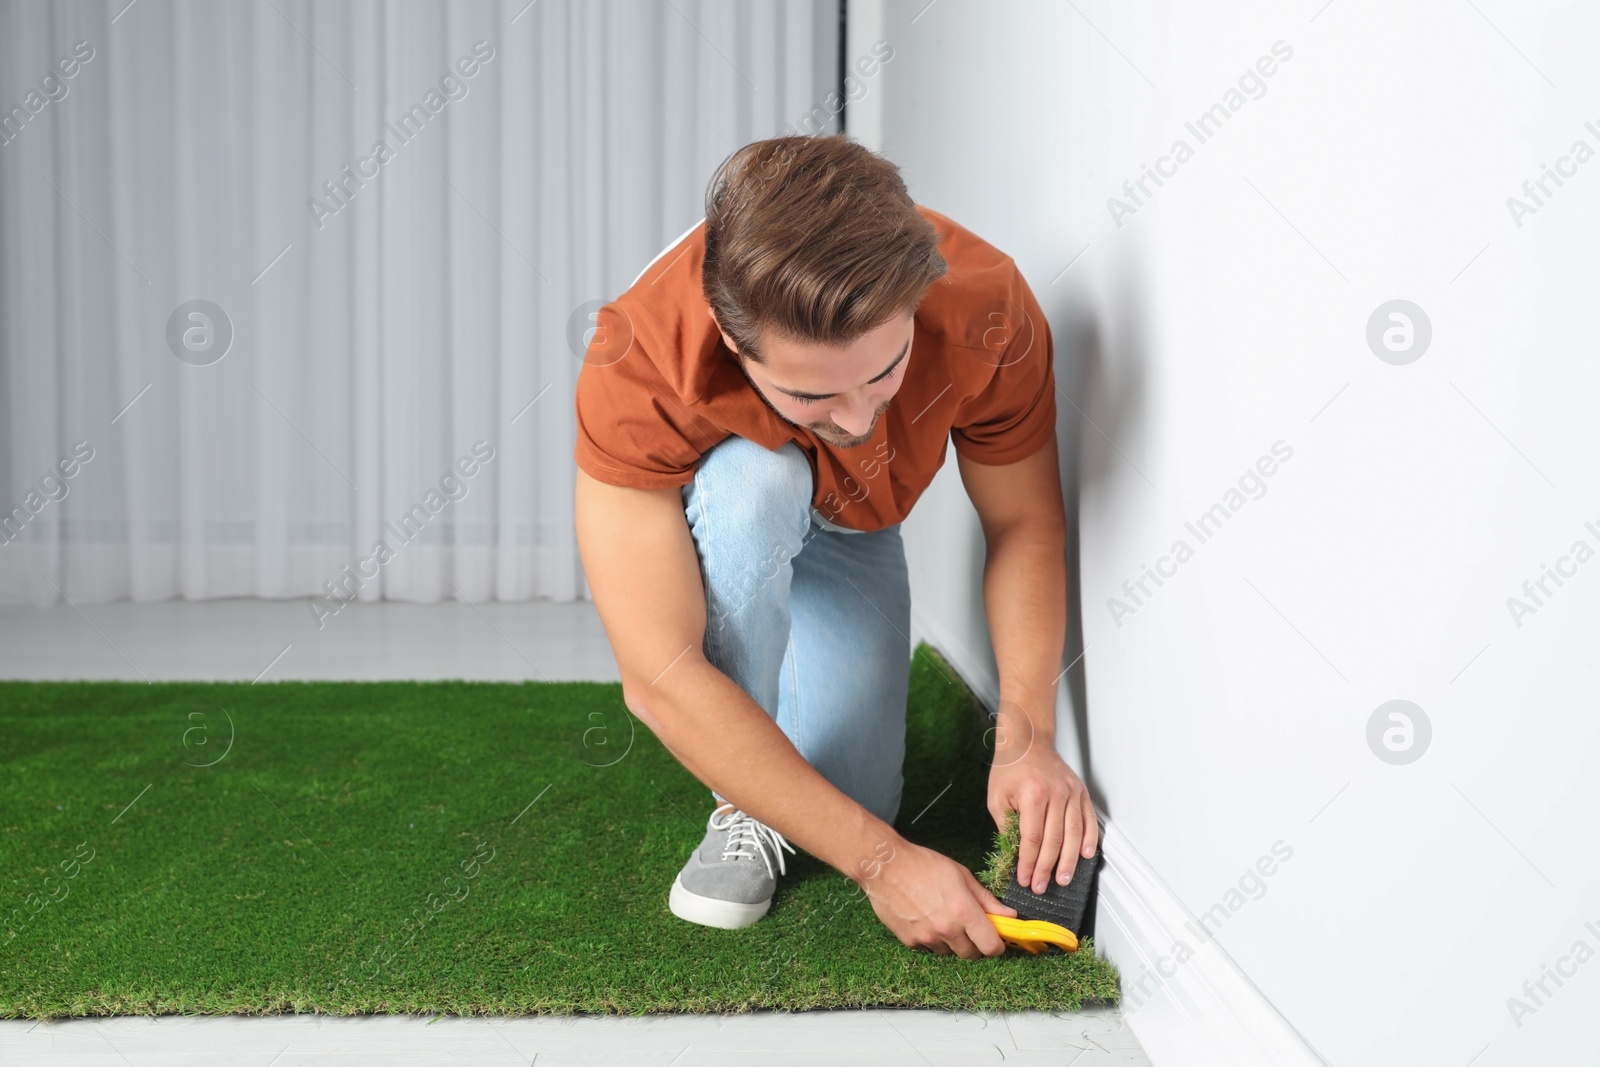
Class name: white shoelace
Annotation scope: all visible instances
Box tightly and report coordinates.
[710,802,795,880]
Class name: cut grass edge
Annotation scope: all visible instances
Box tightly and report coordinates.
[979,808,1021,898]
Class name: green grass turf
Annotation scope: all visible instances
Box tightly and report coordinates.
[0,642,1120,1018]
[980,810,1023,898]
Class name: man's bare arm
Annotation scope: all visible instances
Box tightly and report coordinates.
[957,434,1100,893]
[574,466,1012,956]
[574,467,884,872]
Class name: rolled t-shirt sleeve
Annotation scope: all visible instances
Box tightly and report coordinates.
[950,276,1058,466]
[572,306,714,490]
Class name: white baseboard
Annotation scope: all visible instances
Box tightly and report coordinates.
[1096,820,1328,1067]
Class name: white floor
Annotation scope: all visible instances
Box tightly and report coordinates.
[0,599,1152,1067]
[0,599,623,683]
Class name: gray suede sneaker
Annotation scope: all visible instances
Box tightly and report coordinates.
[668,801,796,929]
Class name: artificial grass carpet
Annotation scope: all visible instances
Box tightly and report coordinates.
[980,810,1024,898]
[0,642,1120,1017]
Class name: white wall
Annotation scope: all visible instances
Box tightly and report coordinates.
[878,1,1600,1064]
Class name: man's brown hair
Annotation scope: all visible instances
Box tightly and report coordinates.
[701,134,947,365]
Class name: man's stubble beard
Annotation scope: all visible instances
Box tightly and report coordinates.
[812,400,889,448]
[735,356,889,449]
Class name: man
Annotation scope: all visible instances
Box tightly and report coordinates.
[573,134,1098,960]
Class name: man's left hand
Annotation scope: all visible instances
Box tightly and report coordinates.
[986,740,1099,895]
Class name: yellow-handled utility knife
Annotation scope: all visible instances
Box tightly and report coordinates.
[988,914,1079,954]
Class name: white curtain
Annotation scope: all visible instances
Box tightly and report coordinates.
[0,0,839,606]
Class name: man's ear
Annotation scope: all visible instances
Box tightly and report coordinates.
[708,307,741,356]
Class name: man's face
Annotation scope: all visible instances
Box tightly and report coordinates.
[718,309,913,449]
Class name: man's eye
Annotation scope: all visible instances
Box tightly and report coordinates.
[792,396,820,406]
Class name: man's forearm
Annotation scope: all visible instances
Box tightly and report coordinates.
[983,518,1069,751]
[634,655,900,883]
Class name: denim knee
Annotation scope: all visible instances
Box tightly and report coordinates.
[685,436,813,542]
[682,436,814,637]
[713,436,809,507]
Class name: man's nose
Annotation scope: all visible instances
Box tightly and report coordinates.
[830,400,874,436]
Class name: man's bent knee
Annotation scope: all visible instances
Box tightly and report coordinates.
[688,436,814,548]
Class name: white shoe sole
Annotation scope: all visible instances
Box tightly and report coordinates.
[669,873,772,930]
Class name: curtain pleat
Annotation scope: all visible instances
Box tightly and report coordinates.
[0,0,839,606]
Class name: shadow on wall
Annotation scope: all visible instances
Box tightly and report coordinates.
[1047,247,1151,822]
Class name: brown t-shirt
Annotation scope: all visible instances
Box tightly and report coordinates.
[572,204,1056,533]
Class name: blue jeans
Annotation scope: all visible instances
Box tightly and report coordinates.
[680,435,911,825]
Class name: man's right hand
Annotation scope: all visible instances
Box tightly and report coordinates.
[858,836,1017,959]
